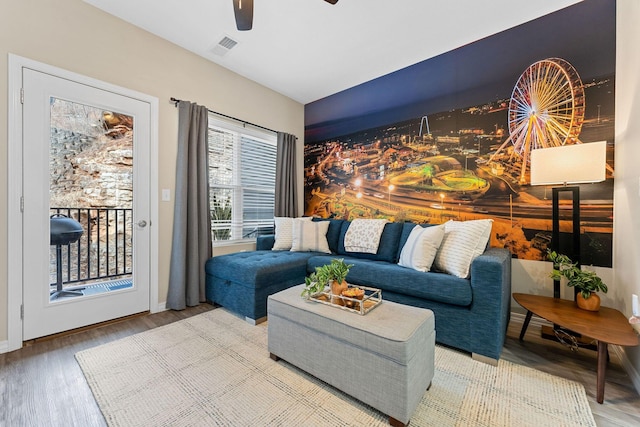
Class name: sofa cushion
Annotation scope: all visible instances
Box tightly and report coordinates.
[433,219,493,279]
[398,224,445,272]
[337,222,403,263]
[307,256,472,307]
[398,222,417,251]
[205,251,319,288]
[256,234,275,250]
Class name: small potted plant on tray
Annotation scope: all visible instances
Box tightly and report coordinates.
[547,250,608,311]
[301,258,353,304]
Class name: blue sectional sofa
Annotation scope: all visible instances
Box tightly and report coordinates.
[205,219,512,361]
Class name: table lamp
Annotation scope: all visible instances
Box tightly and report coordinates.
[530,141,607,299]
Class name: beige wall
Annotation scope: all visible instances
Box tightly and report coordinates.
[613,0,640,389]
[506,0,640,390]
[0,0,304,342]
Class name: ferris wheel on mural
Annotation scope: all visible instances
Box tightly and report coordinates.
[489,57,585,184]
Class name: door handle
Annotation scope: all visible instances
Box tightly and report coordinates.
[137,220,148,228]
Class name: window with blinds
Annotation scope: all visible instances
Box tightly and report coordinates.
[208,115,276,243]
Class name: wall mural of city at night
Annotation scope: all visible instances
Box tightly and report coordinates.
[303,0,615,267]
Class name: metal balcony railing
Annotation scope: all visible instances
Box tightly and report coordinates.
[50,207,133,287]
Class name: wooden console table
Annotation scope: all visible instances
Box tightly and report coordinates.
[513,293,639,404]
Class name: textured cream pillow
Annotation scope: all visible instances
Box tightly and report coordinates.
[290,219,331,253]
[343,218,389,253]
[398,224,445,272]
[433,219,493,278]
[272,216,312,250]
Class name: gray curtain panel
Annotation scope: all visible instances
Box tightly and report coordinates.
[275,132,298,217]
[167,101,212,310]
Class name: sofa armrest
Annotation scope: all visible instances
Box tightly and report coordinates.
[469,247,512,360]
[257,235,275,250]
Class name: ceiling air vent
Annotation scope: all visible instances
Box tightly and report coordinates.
[211,36,238,57]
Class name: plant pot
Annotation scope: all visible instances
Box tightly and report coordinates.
[330,280,348,305]
[576,292,600,311]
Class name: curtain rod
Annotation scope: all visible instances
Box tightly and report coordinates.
[170,97,278,134]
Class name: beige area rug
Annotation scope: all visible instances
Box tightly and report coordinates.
[76,308,596,427]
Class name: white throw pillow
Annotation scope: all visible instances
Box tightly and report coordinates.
[290,219,331,253]
[433,219,493,278]
[272,216,312,250]
[398,224,445,272]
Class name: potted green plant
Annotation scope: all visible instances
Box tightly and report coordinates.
[301,258,353,303]
[547,250,608,311]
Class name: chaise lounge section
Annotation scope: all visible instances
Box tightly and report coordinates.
[204,250,318,324]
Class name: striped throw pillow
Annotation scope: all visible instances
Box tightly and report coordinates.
[433,219,493,278]
[398,224,445,272]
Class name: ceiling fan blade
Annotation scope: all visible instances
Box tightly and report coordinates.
[325,0,339,4]
[233,0,253,31]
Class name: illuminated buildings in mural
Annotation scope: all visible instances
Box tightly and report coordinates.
[304,71,614,267]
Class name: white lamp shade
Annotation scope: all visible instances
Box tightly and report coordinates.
[530,141,607,186]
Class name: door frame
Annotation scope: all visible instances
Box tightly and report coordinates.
[7,54,160,352]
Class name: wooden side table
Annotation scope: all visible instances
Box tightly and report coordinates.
[513,293,639,404]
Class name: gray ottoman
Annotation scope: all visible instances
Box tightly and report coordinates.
[268,284,435,427]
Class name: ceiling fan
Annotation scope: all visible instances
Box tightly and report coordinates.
[233,0,338,31]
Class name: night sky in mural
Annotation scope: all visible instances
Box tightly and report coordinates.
[303,0,616,267]
[306,0,615,142]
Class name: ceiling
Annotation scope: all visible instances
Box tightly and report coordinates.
[84,0,582,105]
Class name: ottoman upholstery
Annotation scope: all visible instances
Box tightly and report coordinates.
[268,284,435,426]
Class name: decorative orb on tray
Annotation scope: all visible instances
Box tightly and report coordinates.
[341,287,365,308]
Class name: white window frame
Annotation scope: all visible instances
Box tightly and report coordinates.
[208,115,277,246]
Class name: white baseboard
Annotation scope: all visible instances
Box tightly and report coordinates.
[155,302,167,313]
[610,343,640,398]
[0,340,9,355]
[509,310,640,398]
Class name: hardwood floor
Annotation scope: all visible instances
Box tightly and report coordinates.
[0,305,215,427]
[1,306,639,426]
